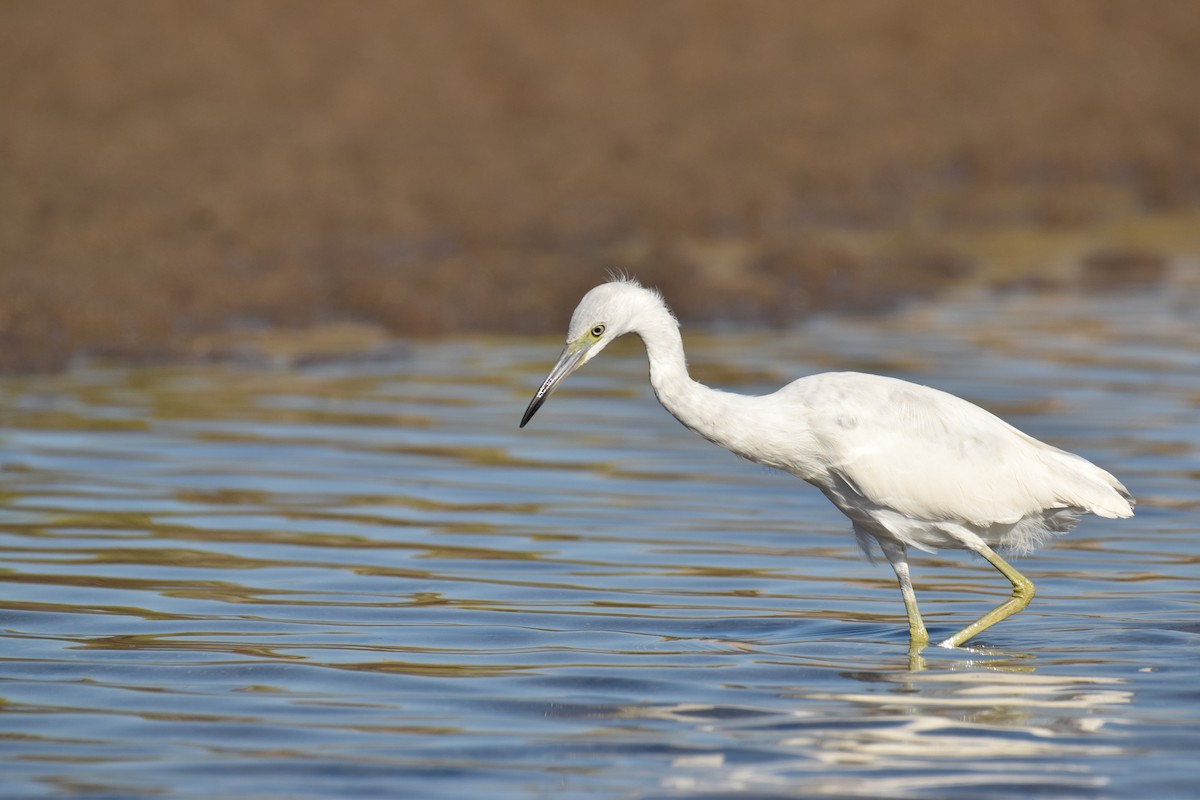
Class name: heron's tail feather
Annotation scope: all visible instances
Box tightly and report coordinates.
[1043,450,1135,519]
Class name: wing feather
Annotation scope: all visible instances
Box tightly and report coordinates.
[781,373,1131,526]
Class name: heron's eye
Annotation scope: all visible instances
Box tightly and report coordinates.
[591,324,606,337]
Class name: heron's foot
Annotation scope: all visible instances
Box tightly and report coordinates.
[938,577,1035,648]
[907,621,929,651]
[935,544,1037,648]
[904,624,930,671]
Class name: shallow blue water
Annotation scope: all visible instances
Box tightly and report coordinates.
[1,288,1197,798]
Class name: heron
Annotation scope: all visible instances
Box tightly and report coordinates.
[519,277,1134,650]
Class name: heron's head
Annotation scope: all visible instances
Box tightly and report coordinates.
[520,277,670,427]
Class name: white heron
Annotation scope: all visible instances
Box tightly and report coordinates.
[520,278,1134,650]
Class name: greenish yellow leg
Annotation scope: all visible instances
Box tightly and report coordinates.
[939,543,1036,648]
[895,564,930,651]
[879,540,929,651]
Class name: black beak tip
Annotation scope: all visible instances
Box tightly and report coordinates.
[520,396,544,428]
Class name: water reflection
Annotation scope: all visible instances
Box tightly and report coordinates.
[660,667,1132,796]
[0,288,1197,798]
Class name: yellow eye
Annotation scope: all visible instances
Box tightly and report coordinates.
[591,324,606,337]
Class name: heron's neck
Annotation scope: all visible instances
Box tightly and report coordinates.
[634,312,754,455]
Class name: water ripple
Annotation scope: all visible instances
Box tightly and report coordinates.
[1,289,1197,798]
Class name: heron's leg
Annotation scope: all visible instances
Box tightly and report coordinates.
[878,539,929,651]
[939,543,1035,648]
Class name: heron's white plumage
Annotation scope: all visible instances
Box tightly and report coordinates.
[521,277,1134,648]
[774,371,1132,553]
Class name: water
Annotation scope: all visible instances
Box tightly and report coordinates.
[1,288,1197,799]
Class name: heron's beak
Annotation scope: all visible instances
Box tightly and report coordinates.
[520,341,591,427]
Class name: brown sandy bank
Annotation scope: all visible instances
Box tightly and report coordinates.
[3,1,1199,371]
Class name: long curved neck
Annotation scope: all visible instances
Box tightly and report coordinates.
[633,308,756,456]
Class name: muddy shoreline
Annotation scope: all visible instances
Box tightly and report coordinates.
[4,1,1199,372]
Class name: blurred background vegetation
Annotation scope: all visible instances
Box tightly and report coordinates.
[3,0,1199,371]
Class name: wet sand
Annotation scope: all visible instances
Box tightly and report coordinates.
[3,1,1199,371]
